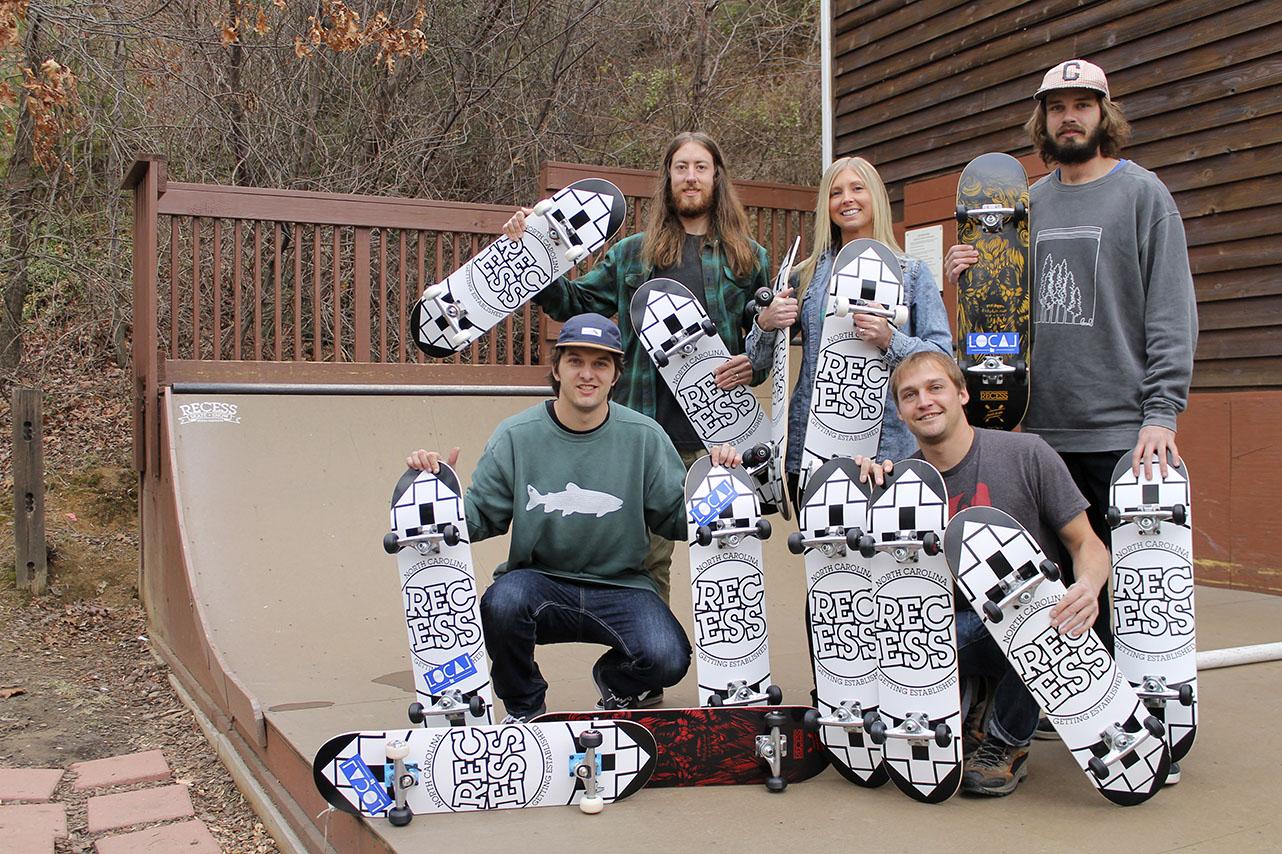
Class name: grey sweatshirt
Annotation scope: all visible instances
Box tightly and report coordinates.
[1024,160,1197,452]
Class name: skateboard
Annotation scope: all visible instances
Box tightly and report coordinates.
[384,465,492,726]
[954,152,1031,432]
[786,457,887,788]
[630,277,783,512]
[534,705,827,792]
[1107,453,1197,763]
[799,238,907,493]
[752,235,802,521]
[684,455,779,707]
[412,178,626,356]
[945,505,1170,805]
[865,459,961,804]
[313,720,657,824]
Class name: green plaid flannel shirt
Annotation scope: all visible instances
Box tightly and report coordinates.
[535,232,771,421]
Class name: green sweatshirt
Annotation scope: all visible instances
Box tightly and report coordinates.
[464,401,688,594]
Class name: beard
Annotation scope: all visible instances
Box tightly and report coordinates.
[674,186,713,218]
[1044,124,1105,165]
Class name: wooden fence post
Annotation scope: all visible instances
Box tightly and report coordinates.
[12,387,46,594]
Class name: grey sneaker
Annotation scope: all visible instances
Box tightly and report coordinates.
[1033,716,1057,740]
[592,659,664,710]
[1165,761,1181,786]
[499,704,545,725]
[962,738,1030,796]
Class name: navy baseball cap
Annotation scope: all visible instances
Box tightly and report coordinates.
[556,313,624,355]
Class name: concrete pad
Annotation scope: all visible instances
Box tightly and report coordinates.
[95,819,220,854]
[0,767,63,801]
[86,784,195,833]
[0,802,67,837]
[71,750,170,790]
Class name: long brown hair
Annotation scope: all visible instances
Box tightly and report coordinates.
[641,132,759,279]
[792,157,901,302]
[1025,94,1132,166]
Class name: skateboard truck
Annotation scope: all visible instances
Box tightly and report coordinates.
[741,441,785,511]
[870,531,941,563]
[981,559,1060,623]
[384,739,417,827]
[574,729,605,814]
[407,689,487,726]
[532,198,591,265]
[709,679,783,707]
[864,710,952,749]
[418,284,473,350]
[383,523,460,556]
[832,296,909,328]
[695,516,772,548]
[652,320,718,368]
[787,526,874,558]
[1086,716,1165,781]
[1105,503,1187,531]
[1136,674,1196,708]
[966,356,1021,383]
[755,710,791,793]
[955,201,1028,232]
[804,699,871,735]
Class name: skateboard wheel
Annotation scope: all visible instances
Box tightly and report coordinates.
[1178,683,1195,706]
[982,600,1004,623]
[833,296,849,318]
[468,694,487,718]
[743,443,770,466]
[922,531,941,556]
[654,349,670,369]
[579,728,604,749]
[764,710,787,727]
[1039,559,1060,582]
[566,246,589,264]
[1105,506,1122,528]
[532,199,554,216]
[1171,504,1187,526]
[766,776,787,793]
[407,702,426,725]
[1013,200,1028,222]
[755,519,772,541]
[787,532,805,555]
[766,685,783,706]
[1088,757,1110,780]
[1143,716,1165,738]
[867,718,887,745]
[441,523,460,547]
[802,709,821,731]
[388,805,413,826]
[755,287,774,307]
[422,283,446,301]
[890,305,909,329]
[696,525,713,547]
[701,319,717,337]
[935,723,952,748]
[954,204,969,223]
[446,329,470,349]
[386,740,410,761]
[579,795,604,815]
[858,533,877,560]
[383,532,400,554]
[708,693,724,707]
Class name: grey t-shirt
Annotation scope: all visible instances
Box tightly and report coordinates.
[1025,160,1197,452]
[929,427,1088,568]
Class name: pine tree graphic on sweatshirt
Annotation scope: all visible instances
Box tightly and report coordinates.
[1035,226,1099,327]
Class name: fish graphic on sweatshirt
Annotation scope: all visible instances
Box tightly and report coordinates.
[525,483,623,517]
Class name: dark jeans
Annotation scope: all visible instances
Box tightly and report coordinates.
[479,569,692,718]
[1058,450,1126,651]
[957,610,1039,747]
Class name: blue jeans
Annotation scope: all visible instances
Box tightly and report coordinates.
[479,569,692,718]
[957,610,1039,747]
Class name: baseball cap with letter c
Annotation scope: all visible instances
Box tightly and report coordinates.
[1034,59,1110,101]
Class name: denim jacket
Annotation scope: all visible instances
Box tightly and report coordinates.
[745,248,952,471]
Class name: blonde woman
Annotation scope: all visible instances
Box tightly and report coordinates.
[747,156,951,500]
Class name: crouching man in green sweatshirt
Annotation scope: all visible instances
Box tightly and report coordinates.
[408,313,741,722]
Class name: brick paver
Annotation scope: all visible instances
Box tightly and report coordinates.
[0,767,64,801]
[5,824,55,854]
[0,802,69,837]
[85,783,195,834]
[71,749,171,790]
[94,818,221,854]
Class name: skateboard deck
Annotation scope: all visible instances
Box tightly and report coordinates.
[946,505,1170,805]
[787,457,887,788]
[631,277,782,512]
[1108,454,1197,763]
[412,178,626,356]
[533,706,827,791]
[756,236,801,522]
[954,152,1031,432]
[385,465,492,726]
[866,460,961,804]
[684,455,778,707]
[314,720,656,823]
[799,238,906,493]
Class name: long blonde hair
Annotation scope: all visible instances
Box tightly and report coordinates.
[792,157,902,300]
[640,132,759,279]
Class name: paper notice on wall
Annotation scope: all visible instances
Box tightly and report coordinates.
[904,225,944,291]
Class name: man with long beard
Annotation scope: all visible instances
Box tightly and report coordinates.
[944,59,1197,780]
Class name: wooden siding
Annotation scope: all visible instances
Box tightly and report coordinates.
[834,0,1282,392]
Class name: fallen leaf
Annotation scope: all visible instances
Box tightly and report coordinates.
[0,686,26,699]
